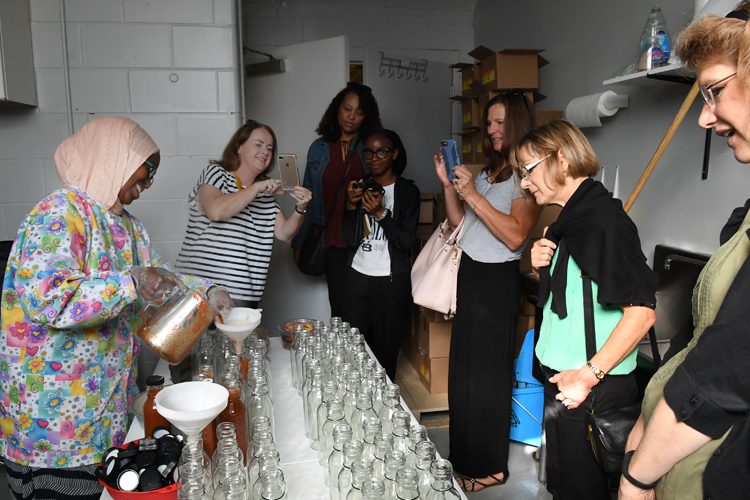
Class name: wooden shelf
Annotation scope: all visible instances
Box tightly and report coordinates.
[603,63,694,86]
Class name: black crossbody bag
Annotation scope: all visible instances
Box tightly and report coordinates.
[582,273,660,474]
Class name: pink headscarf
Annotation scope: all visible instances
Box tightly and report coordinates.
[55,116,159,215]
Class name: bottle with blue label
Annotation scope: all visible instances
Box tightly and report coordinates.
[639,4,671,66]
[638,34,665,72]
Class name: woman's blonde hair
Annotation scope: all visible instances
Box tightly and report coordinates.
[675,2,750,81]
[509,120,599,189]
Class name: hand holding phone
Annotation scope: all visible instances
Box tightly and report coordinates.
[440,140,460,182]
[278,154,300,191]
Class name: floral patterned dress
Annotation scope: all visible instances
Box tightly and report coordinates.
[0,187,210,468]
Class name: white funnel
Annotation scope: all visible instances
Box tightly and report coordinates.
[155,381,228,436]
[214,307,262,343]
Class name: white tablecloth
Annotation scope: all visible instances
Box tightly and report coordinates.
[104,337,466,499]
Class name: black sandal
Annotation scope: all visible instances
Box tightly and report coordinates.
[458,472,509,492]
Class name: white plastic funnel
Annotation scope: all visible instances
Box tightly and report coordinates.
[214,307,262,343]
[155,381,228,436]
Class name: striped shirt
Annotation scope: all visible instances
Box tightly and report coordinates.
[177,164,281,301]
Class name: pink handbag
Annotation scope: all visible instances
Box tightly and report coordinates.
[411,217,466,317]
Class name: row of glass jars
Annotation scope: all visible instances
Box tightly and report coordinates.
[288,317,460,499]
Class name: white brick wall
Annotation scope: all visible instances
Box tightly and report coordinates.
[0,0,241,247]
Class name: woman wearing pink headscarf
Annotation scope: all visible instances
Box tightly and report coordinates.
[0,116,231,499]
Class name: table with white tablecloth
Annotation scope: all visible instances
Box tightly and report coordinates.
[105,336,466,499]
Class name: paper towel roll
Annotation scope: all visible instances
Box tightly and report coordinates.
[564,91,621,128]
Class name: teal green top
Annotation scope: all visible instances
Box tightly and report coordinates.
[536,252,638,375]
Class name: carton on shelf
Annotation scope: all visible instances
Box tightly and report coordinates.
[461,132,478,164]
[531,204,562,239]
[451,62,480,98]
[436,192,446,224]
[461,99,480,130]
[417,348,449,394]
[418,313,452,358]
[520,238,539,273]
[419,192,436,225]
[468,46,549,91]
[420,306,451,324]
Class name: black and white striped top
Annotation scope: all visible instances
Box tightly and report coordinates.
[177,163,281,301]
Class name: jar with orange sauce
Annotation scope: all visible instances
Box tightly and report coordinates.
[143,375,171,437]
[218,372,249,464]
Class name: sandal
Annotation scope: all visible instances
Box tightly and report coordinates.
[457,472,509,492]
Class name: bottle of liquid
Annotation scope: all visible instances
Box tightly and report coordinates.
[639,4,671,65]
[218,372,249,464]
[143,375,171,437]
[638,34,664,72]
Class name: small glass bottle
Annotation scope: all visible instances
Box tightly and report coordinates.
[250,449,280,500]
[305,366,325,445]
[424,459,460,500]
[405,425,428,469]
[213,473,248,500]
[320,400,347,467]
[395,468,421,500]
[180,442,213,496]
[337,440,364,500]
[370,365,387,415]
[295,332,312,395]
[212,422,237,475]
[179,462,211,499]
[316,380,338,452]
[247,374,275,438]
[301,359,322,433]
[342,371,362,424]
[212,454,244,496]
[179,481,212,500]
[350,388,378,443]
[361,478,386,500]
[345,459,374,500]
[371,432,394,482]
[143,375,171,437]
[326,423,353,493]
[379,385,403,435]
[289,325,304,389]
[259,469,287,500]
[383,450,406,500]
[390,411,411,455]
[245,430,276,481]
[414,441,437,499]
[219,372,249,464]
[361,417,382,463]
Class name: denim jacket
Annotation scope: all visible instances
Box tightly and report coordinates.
[291,136,369,248]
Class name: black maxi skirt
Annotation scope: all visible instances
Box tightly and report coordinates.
[448,253,520,477]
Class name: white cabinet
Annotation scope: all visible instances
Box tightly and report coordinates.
[0,0,37,107]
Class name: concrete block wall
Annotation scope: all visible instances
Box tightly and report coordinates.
[0,0,242,268]
[243,0,477,65]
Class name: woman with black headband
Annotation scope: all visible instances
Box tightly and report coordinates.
[620,6,750,500]
[433,90,542,492]
[291,82,382,317]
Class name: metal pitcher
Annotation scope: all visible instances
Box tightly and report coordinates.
[136,289,218,365]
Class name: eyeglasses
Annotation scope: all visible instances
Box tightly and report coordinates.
[500,89,531,109]
[700,72,736,107]
[363,148,391,160]
[518,155,550,180]
[144,159,158,183]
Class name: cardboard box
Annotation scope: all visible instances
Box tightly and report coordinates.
[461,99,480,129]
[436,192,446,224]
[520,238,539,273]
[516,313,535,355]
[418,313,452,358]
[417,349,449,394]
[531,204,562,239]
[419,193,436,225]
[520,292,537,316]
[420,306,451,324]
[468,46,548,91]
[535,110,564,127]
[461,133,475,164]
[460,63,480,98]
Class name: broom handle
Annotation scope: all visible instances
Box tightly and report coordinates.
[623,81,700,213]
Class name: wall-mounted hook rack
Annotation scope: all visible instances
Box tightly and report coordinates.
[378,52,428,82]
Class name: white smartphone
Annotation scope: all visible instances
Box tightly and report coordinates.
[278,154,300,191]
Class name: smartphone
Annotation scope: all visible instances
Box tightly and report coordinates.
[278,154,300,191]
[441,140,460,182]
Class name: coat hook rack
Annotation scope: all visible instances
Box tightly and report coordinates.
[378,52,428,82]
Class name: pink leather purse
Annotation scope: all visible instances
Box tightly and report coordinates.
[411,217,466,317]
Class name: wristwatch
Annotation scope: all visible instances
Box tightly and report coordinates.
[375,209,389,222]
[586,361,606,380]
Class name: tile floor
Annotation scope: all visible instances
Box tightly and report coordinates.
[425,423,553,500]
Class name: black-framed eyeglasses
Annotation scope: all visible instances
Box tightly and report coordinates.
[518,155,550,180]
[700,72,736,107]
[500,88,531,109]
[363,148,391,160]
[144,159,158,182]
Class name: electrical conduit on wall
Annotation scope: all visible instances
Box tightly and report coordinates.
[59,0,74,136]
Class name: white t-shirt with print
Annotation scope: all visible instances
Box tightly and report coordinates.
[352,183,395,277]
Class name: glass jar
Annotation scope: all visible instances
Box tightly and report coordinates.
[383,450,406,500]
[337,440,364,500]
[414,441,437,498]
[424,459,461,500]
[218,372,249,465]
[371,431,394,482]
[345,458,374,500]
[395,468,420,500]
[379,385,403,435]
[143,375,171,437]
[326,423,353,494]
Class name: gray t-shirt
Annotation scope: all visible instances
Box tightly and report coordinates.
[459,170,528,263]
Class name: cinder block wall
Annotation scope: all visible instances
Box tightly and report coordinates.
[0,0,242,268]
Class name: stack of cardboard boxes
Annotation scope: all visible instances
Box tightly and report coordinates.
[451,45,563,170]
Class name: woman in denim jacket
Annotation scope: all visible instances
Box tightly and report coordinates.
[292,82,382,316]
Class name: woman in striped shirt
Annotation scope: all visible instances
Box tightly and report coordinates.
[177,120,312,307]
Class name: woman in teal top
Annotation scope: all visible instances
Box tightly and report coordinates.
[510,120,659,500]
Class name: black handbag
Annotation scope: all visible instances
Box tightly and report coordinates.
[581,273,661,474]
[297,138,359,277]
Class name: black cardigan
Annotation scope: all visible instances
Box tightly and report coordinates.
[340,176,420,276]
